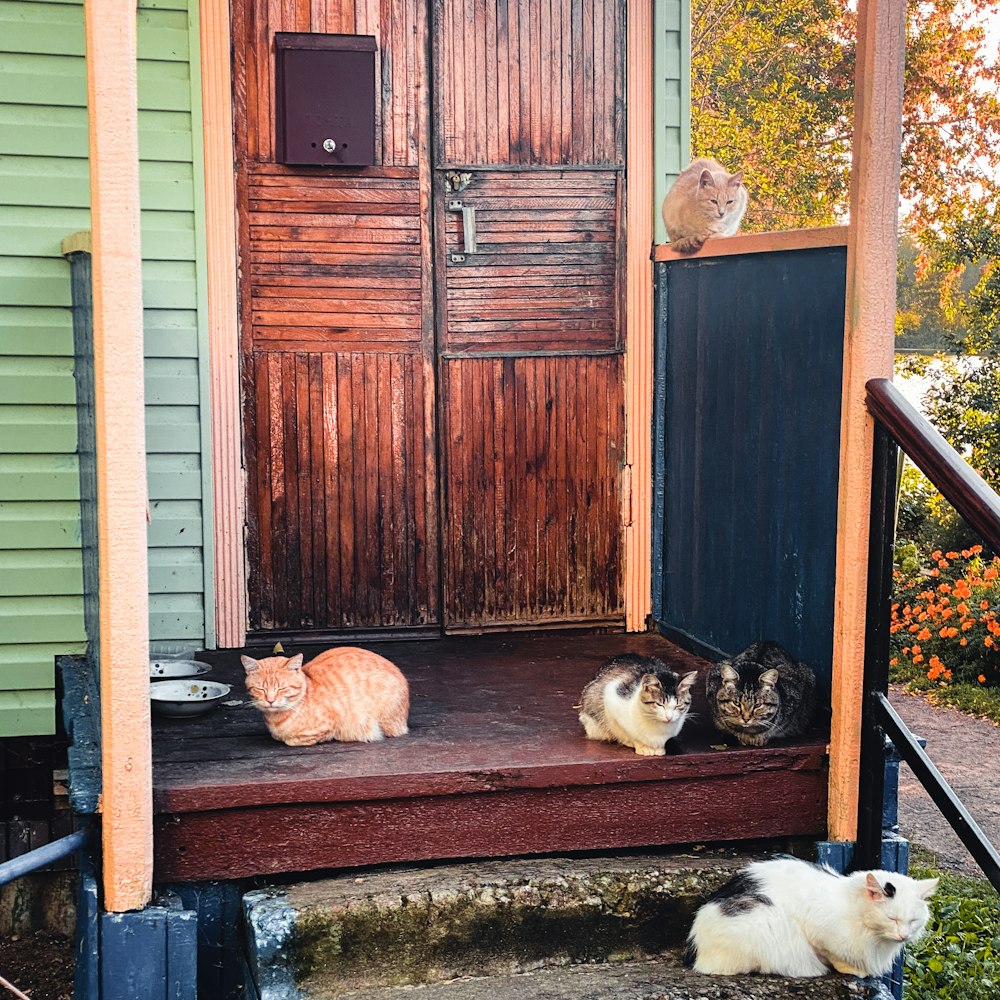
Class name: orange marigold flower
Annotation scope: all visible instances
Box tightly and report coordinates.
[890,657,899,666]
[938,583,952,594]
[917,628,932,641]
[938,559,950,569]
[958,602,970,615]
[911,644,921,655]
[985,567,999,581]
[971,545,984,554]
[962,620,975,631]
[946,552,960,560]
[982,601,991,610]
[891,602,900,612]
[918,612,928,622]
[944,670,953,681]
[986,636,995,648]
[932,550,943,560]
[979,674,987,684]
[909,624,920,633]
[913,654,924,664]
[961,638,968,646]
[930,569,941,577]
[989,620,1000,636]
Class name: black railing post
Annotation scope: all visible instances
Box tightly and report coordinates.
[857,420,899,870]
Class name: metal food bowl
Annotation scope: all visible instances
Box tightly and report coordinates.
[149,658,212,679]
[149,679,232,718]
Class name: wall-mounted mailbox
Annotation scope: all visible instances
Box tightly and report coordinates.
[275,33,377,167]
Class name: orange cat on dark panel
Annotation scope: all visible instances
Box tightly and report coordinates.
[241,646,410,747]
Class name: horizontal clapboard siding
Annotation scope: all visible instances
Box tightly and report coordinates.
[0,0,210,736]
[653,0,690,244]
[0,0,88,735]
[138,0,211,650]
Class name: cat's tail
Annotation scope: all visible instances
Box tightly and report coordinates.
[682,939,698,968]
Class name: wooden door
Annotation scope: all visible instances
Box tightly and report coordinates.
[235,0,625,635]
[235,0,440,634]
[433,0,626,629]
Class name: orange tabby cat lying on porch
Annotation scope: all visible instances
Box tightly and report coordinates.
[241,647,410,747]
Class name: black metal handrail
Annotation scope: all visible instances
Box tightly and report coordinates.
[858,377,1000,890]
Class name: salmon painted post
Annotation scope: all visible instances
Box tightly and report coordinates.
[84,0,153,910]
[624,0,655,632]
[828,0,907,842]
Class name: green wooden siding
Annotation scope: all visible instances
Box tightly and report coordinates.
[654,0,691,244]
[0,0,212,737]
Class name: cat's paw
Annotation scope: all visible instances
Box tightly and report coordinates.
[634,744,666,756]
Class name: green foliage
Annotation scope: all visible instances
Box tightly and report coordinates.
[904,860,1000,1000]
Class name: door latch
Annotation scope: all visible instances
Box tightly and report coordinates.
[447,200,478,261]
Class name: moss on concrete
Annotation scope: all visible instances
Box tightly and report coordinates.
[287,853,759,995]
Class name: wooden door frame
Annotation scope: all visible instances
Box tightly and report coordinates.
[198,1,656,647]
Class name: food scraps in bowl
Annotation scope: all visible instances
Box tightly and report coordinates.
[149,679,231,718]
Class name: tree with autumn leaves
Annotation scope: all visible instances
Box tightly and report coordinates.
[691,0,1000,688]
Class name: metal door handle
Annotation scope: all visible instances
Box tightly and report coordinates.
[447,200,477,261]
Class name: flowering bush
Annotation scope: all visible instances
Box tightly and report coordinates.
[890,545,1000,688]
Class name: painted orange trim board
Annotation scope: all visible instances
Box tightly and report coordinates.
[200,0,247,649]
[623,0,655,632]
[84,0,153,911]
[654,226,849,262]
[828,0,906,841]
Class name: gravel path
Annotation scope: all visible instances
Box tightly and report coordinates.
[889,687,1000,878]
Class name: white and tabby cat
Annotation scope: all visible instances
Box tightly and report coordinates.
[578,653,698,756]
[685,857,938,978]
[662,157,748,253]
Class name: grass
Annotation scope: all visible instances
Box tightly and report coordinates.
[903,845,1000,1000]
[891,660,1000,727]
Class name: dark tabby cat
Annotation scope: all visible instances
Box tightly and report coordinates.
[706,641,815,747]
[579,653,698,756]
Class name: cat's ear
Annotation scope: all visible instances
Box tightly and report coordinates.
[241,655,260,674]
[758,668,779,689]
[916,877,939,899]
[699,168,714,188]
[678,670,698,695]
[865,873,887,900]
[729,170,744,187]
[719,663,739,685]
[287,653,305,671]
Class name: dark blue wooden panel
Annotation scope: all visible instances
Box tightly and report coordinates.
[74,847,100,1000]
[653,245,847,694]
[101,909,168,1000]
[168,880,247,1000]
[165,909,199,1000]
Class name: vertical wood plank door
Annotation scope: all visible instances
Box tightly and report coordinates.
[433,0,626,629]
[235,0,440,633]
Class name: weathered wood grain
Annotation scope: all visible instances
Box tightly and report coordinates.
[247,351,438,630]
[434,0,623,166]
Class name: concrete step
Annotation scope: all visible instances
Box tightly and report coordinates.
[244,850,809,999]
[339,958,875,1000]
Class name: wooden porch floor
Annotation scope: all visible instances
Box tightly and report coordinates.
[152,632,829,882]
